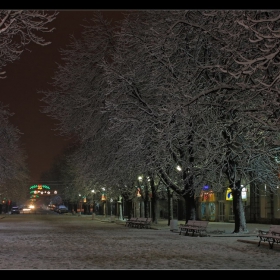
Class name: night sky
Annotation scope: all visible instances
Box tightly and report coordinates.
[0,10,124,183]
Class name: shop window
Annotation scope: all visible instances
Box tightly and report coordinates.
[229,204,235,221]
[209,202,215,221]
[201,202,206,220]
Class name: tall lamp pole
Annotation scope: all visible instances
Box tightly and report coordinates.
[101,187,106,217]
[110,198,113,216]
[78,194,81,215]
[91,190,95,213]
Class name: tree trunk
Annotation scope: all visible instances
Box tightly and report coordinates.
[167,187,173,226]
[184,192,196,222]
[144,185,149,218]
[150,178,158,224]
[232,186,248,233]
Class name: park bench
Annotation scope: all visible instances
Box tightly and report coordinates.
[133,217,148,228]
[126,217,153,229]
[257,225,280,249]
[136,217,152,229]
[179,220,197,235]
[179,220,209,237]
[125,217,138,227]
[143,218,152,229]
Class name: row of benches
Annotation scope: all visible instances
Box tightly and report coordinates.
[257,225,280,249]
[125,217,280,248]
[179,220,280,247]
[125,217,152,229]
[179,220,209,237]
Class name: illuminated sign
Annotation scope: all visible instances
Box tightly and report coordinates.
[226,188,233,200]
[201,185,215,201]
[29,185,57,195]
[242,187,247,200]
[30,184,50,190]
[203,185,209,191]
[226,187,247,201]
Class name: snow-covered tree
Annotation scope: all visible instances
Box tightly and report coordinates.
[0,10,57,205]
[99,10,280,232]
[173,10,280,232]
[0,10,58,78]
[40,10,280,233]
[0,103,29,202]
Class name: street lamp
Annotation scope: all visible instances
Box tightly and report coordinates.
[101,188,106,217]
[91,190,95,214]
[78,194,82,215]
[110,198,113,216]
[176,165,182,171]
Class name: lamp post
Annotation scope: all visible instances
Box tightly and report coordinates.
[91,190,95,219]
[110,198,113,216]
[78,194,82,215]
[117,196,123,220]
[135,176,143,217]
[101,187,106,217]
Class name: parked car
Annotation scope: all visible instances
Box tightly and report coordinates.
[11,206,20,214]
[56,205,69,214]
[48,204,56,211]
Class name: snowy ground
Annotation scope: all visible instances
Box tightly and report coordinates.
[0,213,279,270]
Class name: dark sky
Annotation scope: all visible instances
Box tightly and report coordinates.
[0,10,124,183]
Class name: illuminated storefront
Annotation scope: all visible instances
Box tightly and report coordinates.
[198,185,249,222]
[199,185,216,221]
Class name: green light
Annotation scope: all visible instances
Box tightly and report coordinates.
[29,184,50,190]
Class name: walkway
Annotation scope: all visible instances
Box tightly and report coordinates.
[0,213,278,269]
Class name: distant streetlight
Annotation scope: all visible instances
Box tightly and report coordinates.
[176,165,182,171]
[137,176,143,197]
[110,198,113,216]
[91,190,95,214]
[78,194,82,214]
[101,188,106,217]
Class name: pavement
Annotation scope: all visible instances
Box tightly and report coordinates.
[92,214,269,236]
[94,216,273,248]
[2,211,270,237]
[0,212,278,269]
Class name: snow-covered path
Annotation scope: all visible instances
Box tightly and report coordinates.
[0,214,278,270]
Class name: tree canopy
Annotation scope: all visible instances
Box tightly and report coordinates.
[40,10,280,231]
[0,10,58,78]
